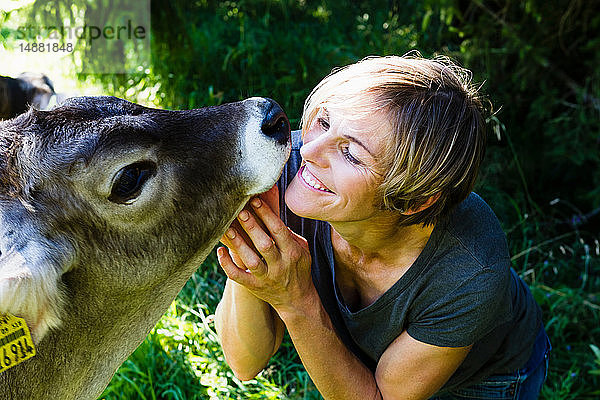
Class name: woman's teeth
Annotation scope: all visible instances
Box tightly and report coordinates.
[302,167,332,193]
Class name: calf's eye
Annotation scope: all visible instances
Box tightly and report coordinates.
[109,161,157,204]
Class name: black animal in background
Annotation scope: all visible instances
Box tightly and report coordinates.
[0,72,55,119]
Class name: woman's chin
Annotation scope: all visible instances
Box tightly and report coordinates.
[284,181,326,220]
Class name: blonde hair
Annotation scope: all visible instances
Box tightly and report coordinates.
[301,54,487,226]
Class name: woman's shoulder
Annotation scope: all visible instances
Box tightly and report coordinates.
[441,193,510,268]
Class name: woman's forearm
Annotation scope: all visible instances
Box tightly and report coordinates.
[276,288,382,400]
[215,278,285,380]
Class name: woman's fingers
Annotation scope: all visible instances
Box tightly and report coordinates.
[222,225,268,276]
[248,197,297,254]
[219,195,313,310]
[216,246,255,286]
[221,192,306,285]
[236,208,280,268]
[219,234,247,270]
[220,218,264,272]
[223,219,260,255]
[258,184,280,216]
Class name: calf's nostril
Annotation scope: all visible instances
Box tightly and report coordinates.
[264,116,289,136]
[261,100,290,145]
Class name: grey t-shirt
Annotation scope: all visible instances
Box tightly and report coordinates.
[277,130,542,390]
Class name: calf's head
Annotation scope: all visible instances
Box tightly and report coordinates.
[0,96,290,341]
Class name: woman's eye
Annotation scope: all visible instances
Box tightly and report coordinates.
[317,117,330,131]
[109,161,157,204]
[342,147,361,165]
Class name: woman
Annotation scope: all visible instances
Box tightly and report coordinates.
[215,55,551,399]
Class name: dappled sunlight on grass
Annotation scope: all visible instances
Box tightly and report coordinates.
[100,255,315,400]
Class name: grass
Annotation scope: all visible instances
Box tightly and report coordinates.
[99,252,320,400]
[491,196,600,399]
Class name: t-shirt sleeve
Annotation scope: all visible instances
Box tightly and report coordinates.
[406,262,512,348]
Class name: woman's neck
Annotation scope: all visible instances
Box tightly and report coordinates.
[329,215,434,272]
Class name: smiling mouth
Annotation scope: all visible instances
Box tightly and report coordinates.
[299,165,334,193]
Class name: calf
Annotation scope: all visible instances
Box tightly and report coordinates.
[0,72,56,119]
[0,96,290,399]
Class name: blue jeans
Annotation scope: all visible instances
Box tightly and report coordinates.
[431,327,552,400]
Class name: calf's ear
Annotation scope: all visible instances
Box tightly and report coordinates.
[0,208,74,343]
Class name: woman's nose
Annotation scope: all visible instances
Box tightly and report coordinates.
[299,134,328,166]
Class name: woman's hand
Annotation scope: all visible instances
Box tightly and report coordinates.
[218,185,314,314]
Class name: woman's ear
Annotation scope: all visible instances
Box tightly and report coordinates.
[402,193,441,215]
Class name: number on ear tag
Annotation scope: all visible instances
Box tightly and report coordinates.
[0,313,36,373]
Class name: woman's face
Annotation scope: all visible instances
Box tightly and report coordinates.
[285,107,392,223]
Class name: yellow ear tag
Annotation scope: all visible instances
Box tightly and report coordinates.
[0,313,36,374]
